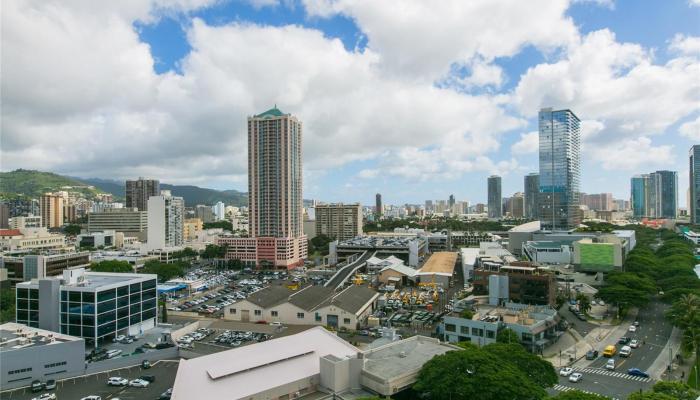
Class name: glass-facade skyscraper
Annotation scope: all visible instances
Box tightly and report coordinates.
[538,108,581,230]
[630,170,677,219]
[487,175,502,219]
[631,175,646,218]
[691,146,700,224]
[524,173,540,219]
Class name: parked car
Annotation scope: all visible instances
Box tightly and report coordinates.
[139,375,156,383]
[107,377,128,386]
[113,335,126,343]
[31,380,44,392]
[45,379,56,390]
[559,367,574,377]
[627,368,649,378]
[31,394,56,400]
[585,350,598,360]
[128,379,150,388]
[568,373,583,383]
[106,349,122,359]
[633,320,640,327]
[142,360,152,369]
[159,388,173,400]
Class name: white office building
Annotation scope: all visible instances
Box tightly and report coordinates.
[213,201,225,221]
[147,192,184,251]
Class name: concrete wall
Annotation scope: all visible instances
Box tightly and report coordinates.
[38,279,60,332]
[1,338,85,390]
[319,356,350,393]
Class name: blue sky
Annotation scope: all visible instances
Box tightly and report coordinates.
[3,0,700,207]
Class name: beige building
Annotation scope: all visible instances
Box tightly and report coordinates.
[314,203,363,241]
[224,285,378,331]
[40,194,64,228]
[0,228,66,252]
[183,218,203,240]
[87,208,148,240]
[9,216,42,229]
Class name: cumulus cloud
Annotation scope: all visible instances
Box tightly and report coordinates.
[680,116,700,141]
[511,132,539,154]
[590,137,673,170]
[669,34,700,56]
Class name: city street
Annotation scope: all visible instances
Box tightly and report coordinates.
[549,301,674,399]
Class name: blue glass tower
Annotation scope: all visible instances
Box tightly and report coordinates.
[538,108,581,230]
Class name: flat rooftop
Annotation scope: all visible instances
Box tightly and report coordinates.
[17,271,156,290]
[417,252,457,276]
[0,322,82,353]
[362,336,458,381]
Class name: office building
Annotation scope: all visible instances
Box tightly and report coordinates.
[195,204,215,224]
[487,175,502,219]
[376,193,382,218]
[580,193,613,211]
[87,208,147,240]
[212,201,225,221]
[0,203,8,229]
[183,218,203,241]
[510,192,524,218]
[40,194,64,228]
[0,227,66,252]
[63,204,77,224]
[125,178,160,211]
[448,194,455,208]
[314,203,363,241]
[631,170,678,219]
[524,173,539,219]
[9,215,42,229]
[218,107,307,269]
[77,230,116,249]
[1,251,90,286]
[538,108,581,230]
[692,146,700,224]
[1,322,85,390]
[15,268,157,346]
[147,192,184,250]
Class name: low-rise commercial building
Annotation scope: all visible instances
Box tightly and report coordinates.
[331,235,428,267]
[15,268,157,347]
[416,252,457,288]
[522,241,572,265]
[0,322,85,390]
[8,215,42,229]
[441,302,561,352]
[215,235,308,269]
[224,285,379,331]
[88,208,148,240]
[1,251,91,286]
[77,230,117,249]
[0,228,66,252]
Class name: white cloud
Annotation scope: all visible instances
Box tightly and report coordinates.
[590,137,673,170]
[357,169,379,179]
[302,0,578,81]
[512,28,700,165]
[680,116,700,141]
[511,131,539,154]
[690,0,700,7]
[669,34,700,56]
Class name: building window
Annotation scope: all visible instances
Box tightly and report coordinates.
[343,318,351,324]
[229,308,236,314]
[297,312,305,319]
[460,326,469,334]
[471,327,483,337]
[271,311,278,317]
[486,330,495,339]
[254,310,262,316]
[44,361,67,369]
[315,313,322,322]
[445,324,456,332]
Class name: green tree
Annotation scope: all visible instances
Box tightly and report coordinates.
[496,328,520,344]
[576,293,591,314]
[310,234,334,256]
[203,221,233,231]
[90,260,134,273]
[141,260,184,282]
[667,294,700,368]
[201,244,226,259]
[628,381,698,400]
[549,390,611,399]
[483,343,557,388]
[63,224,82,235]
[160,299,168,323]
[0,288,16,323]
[414,345,547,400]
[460,309,474,319]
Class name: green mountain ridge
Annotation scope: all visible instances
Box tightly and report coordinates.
[0,170,248,207]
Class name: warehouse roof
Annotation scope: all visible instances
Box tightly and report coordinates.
[244,285,293,308]
[417,252,457,277]
[316,285,379,314]
[172,327,358,400]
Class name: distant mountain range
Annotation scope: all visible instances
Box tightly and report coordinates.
[0,169,248,207]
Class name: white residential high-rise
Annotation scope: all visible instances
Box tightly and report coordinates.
[212,201,226,221]
[147,191,184,250]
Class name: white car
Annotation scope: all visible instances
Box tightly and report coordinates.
[107,377,128,386]
[628,325,637,332]
[591,300,597,306]
[568,372,583,383]
[605,359,615,370]
[598,300,605,306]
[630,339,640,348]
[129,379,150,388]
[113,335,126,343]
[559,367,574,377]
[32,394,57,400]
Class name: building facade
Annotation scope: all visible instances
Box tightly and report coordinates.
[631,171,678,219]
[580,193,613,211]
[9,215,42,229]
[314,203,363,241]
[183,218,203,241]
[376,193,382,219]
[692,146,700,224]
[1,251,90,286]
[87,208,148,240]
[510,192,524,218]
[524,173,539,219]
[125,178,160,212]
[487,175,502,219]
[147,192,184,250]
[40,194,64,228]
[538,108,581,230]
[15,269,157,347]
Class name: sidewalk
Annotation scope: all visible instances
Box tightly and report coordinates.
[544,308,638,368]
[648,326,684,381]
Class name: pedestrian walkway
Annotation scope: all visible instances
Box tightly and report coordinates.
[551,384,620,400]
[573,367,651,382]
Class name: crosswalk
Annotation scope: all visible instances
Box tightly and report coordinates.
[573,367,651,382]
[552,384,620,400]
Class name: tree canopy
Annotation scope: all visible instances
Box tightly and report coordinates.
[549,390,611,399]
[482,343,557,388]
[414,344,548,400]
[90,260,133,273]
[141,260,185,282]
[496,328,520,344]
[203,220,233,231]
[628,381,699,400]
[63,224,82,236]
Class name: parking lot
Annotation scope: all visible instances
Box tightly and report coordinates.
[0,360,178,400]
